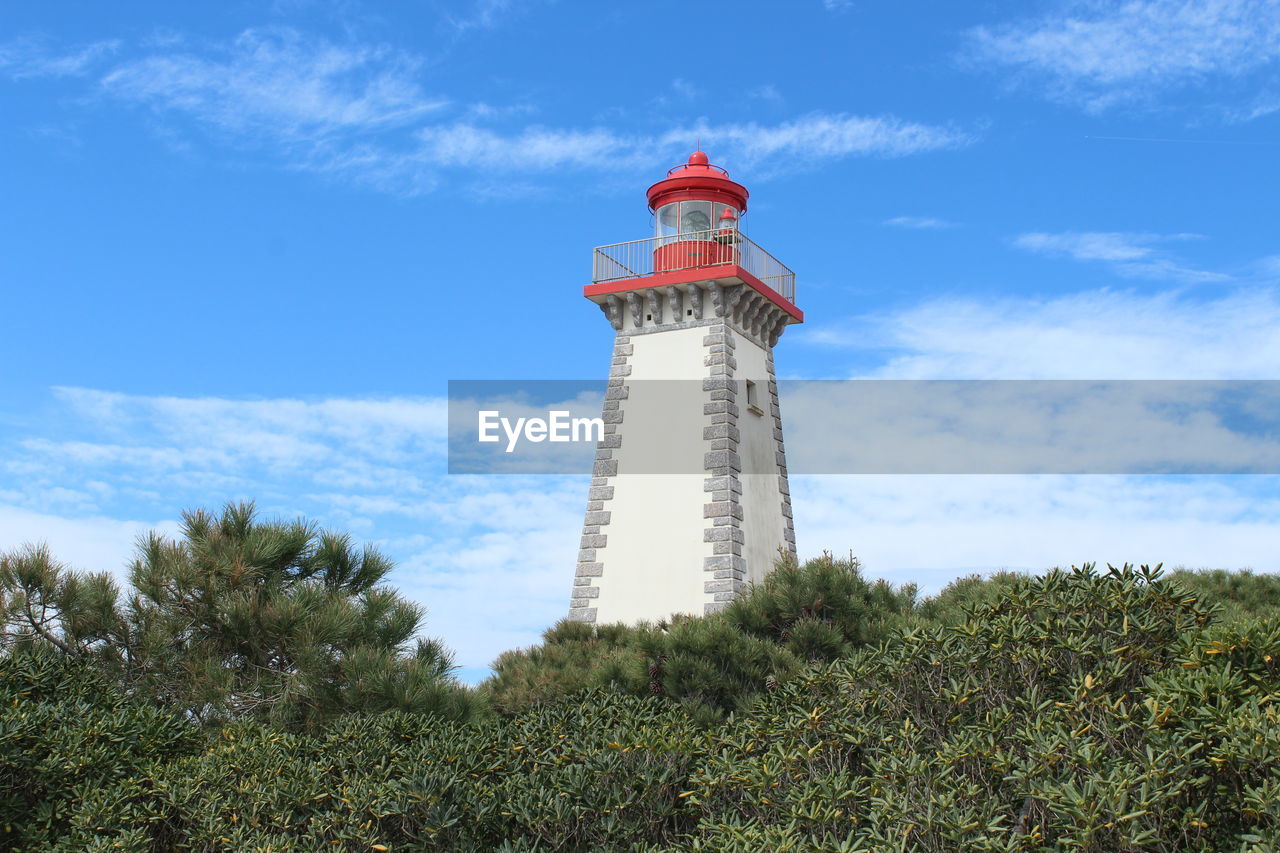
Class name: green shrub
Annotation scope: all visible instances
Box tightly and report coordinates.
[683,564,1280,852]
[7,544,1280,851]
[724,552,915,662]
[487,554,912,717]
[58,692,706,851]
[0,649,200,850]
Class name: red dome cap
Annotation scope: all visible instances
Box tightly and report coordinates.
[646,150,748,213]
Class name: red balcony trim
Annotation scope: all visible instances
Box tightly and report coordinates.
[584,265,804,323]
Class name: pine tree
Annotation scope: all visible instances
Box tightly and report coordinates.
[0,502,480,728]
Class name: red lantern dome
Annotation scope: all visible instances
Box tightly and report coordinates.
[646,150,749,214]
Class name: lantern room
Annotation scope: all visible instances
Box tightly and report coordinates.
[648,150,749,241]
[585,149,801,319]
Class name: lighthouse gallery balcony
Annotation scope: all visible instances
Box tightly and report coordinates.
[591,229,797,305]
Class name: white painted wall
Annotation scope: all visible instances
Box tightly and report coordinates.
[592,321,790,624]
[734,336,790,585]
[594,324,708,624]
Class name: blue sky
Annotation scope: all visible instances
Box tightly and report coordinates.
[2,0,1279,681]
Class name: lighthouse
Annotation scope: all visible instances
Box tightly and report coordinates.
[568,151,803,624]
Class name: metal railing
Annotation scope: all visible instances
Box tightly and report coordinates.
[592,229,796,303]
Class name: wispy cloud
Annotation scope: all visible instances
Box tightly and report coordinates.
[884,215,955,229]
[5,28,974,194]
[1014,231,1228,283]
[964,0,1280,114]
[0,36,119,79]
[804,287,1280,379]
[101,28,446,143]
[445,0,534,34]
[673,114,975,168]
[747,84,782,102]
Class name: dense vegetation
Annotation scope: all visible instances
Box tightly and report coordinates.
[2,507,1279,851]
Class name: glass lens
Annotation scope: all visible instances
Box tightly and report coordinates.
[680,201,712,233]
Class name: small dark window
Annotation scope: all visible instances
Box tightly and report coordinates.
[687,309,693,316]
[745,380,763,415]
[646,313,652,320]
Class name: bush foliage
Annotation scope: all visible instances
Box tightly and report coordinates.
[4,539,1279,850]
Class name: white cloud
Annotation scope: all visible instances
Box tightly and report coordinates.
[445,0,534,34]
[747,84,782,102]
[793,474,1280,592]
[884,215,955,229]
[0,505,180,577]
[6,29,973,193]
[0,36,119,79]
[101,28,445,143]
[672,114,975,168]
[1013,230,1228,283]
[803,287,1280,379]
[965,0,1280,113]
[409,123,638,171]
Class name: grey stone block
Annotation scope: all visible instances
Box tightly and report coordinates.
[576,562,604,576]
[703,555,746,571]
[584,511,612,526]
[704,450,742,472]
[702,475,740,493]
[588,487,614,501]
[568,608,597,623]
[703,424,740,441]
[580,534,607,548]
[703,501,743,519]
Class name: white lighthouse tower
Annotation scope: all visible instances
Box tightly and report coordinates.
[568,151,802,624]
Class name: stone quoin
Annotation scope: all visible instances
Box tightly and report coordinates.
[568,151,802,624]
